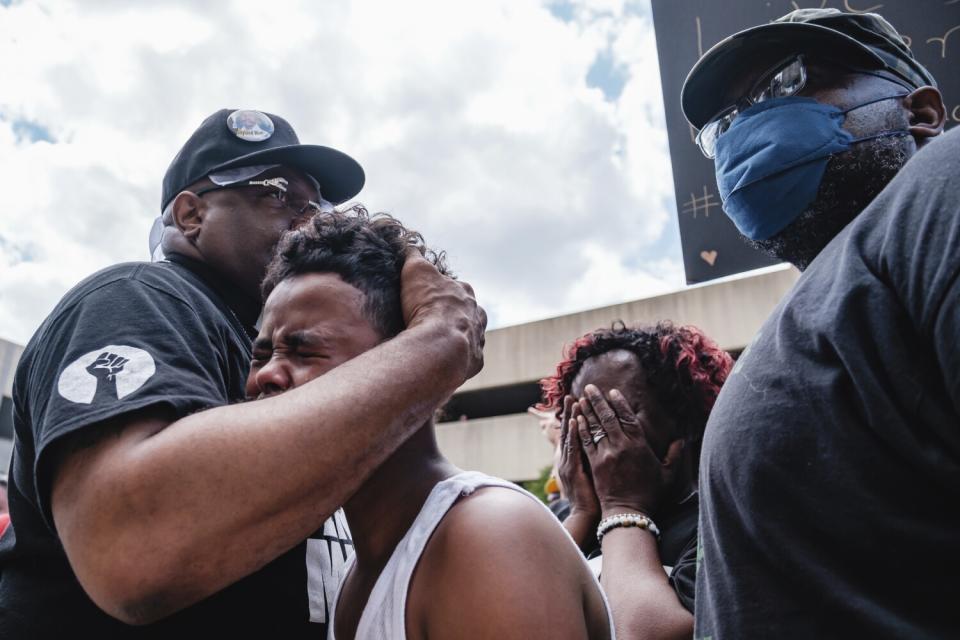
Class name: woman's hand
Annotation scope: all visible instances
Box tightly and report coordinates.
[558,395,601,549]
[575,385,683,518]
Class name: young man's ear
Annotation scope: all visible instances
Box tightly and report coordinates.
[171,191,205,243]
[905,86,946,145]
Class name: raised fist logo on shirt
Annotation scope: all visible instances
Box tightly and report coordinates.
[58,345,156,404]
[85,352,130,401]
[86,352,129,381]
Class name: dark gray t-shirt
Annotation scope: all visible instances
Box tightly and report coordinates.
[0,255,352,638]
[696,128,960,639]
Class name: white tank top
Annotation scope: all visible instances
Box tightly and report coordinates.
[327,470,616,639]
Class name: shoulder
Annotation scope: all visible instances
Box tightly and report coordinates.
[913,126,960,169]
[418,483,589,591]
[65,260,173,295]
[850,128,960,244]
[37,261,203,333]
[76,260,206,307]
[440,485,569,551]
[408,484,606,638]
[15,260,234,410]
[845,128,960,326]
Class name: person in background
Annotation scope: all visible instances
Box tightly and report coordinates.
[248,207,614,640]
[540,322,732,640]
[527,405,564,508]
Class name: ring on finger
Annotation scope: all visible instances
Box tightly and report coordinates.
[592,431,607,444]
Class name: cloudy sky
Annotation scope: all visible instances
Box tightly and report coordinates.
[0,0,687,346]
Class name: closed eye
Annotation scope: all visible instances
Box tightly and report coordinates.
[299,353,332,360]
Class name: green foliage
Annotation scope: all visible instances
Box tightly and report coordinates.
[519,464,553,505]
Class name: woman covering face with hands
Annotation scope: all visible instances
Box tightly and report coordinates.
[539,322,732,640]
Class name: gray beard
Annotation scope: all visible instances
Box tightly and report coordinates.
[746,132,912,271]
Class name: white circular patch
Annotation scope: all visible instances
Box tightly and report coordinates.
[227,109,274,142]
[57,345,156,405]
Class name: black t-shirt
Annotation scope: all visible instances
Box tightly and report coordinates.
[0,255,353,638]
[696,129,960,639]
[658,492,698,613]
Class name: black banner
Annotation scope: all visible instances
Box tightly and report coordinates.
[651,0,960,284]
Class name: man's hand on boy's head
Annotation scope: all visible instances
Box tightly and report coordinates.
[400,248,487,379]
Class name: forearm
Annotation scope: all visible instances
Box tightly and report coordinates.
[562,510,599,553]
[599,514,692,640]
[57,320,469,623]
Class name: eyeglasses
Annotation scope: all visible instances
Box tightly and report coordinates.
[194,177,326,218]
[696,55,808,159]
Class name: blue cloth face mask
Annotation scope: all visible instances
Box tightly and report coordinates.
[714,94,909,240]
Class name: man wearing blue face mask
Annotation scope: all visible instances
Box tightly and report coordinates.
[681,8,958,639]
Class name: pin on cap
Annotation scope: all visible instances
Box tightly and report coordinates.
[227,110,275,142]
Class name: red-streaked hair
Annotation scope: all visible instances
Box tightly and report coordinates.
[539,321,733,469]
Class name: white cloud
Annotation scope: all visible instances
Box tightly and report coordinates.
[0,0,683,345]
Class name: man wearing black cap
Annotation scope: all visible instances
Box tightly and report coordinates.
[0,109,486,638]
[681,9,958,638]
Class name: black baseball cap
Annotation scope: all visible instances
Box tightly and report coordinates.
[682,9,937,129]
[160,108,364,211]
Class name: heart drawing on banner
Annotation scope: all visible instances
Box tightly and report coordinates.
[700,250,718,266]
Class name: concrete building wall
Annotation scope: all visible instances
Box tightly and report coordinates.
[461,267,798,393]
[435,414,556,482]
[438,267,799,481]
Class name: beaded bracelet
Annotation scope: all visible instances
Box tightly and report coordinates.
[596,513,661,544]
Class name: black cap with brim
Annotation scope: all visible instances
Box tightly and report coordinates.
[161,108,364,211]
[682,22,886,129]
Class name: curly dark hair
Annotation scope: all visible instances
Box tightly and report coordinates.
[261,205,451,338]
[539,321,733,470]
